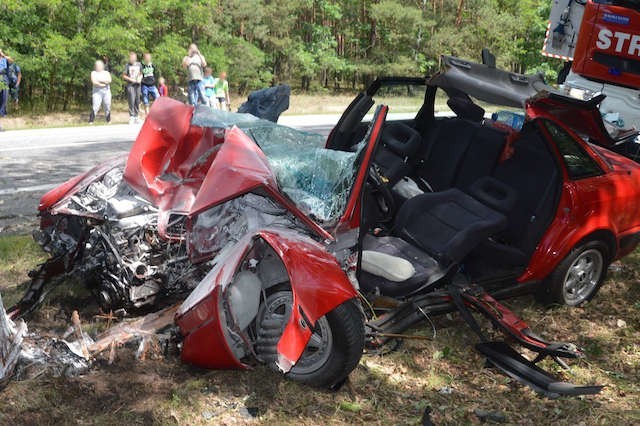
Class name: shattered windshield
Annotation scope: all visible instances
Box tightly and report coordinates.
[192,107,364,223]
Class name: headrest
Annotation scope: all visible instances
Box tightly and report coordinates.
[381,122,421,157]
[447,97,485,123]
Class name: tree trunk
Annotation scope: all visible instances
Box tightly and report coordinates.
[456,0,465,26]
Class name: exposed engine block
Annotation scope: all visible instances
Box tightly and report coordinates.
[40,167,205,312]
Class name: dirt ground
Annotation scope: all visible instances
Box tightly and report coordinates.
[0,235,639,425]
[0,103,133,130]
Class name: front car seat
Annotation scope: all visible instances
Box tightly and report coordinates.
[394,188,507,268]
[374,122,421,186]
[360,178,515,296]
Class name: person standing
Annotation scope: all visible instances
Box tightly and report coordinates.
[102,55,112,72]
[201,67,218,108]
[0,50,9,117]
[214,71,231,111]
[89,60,112,124]
[140,53,160,115]
[122,52,142,124]
[7,57,21,108]
[158,77,168,97]
[182,43,207,106]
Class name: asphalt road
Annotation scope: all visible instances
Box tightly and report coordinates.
[0,117,337,234]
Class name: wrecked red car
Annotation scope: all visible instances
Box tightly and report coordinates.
[10,56,640,396]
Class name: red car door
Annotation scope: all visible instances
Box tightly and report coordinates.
[545,118,640,250]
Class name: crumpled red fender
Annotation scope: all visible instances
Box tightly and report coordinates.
[175,228,357,371]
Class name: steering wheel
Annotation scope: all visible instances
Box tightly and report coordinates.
[368,165,396,223]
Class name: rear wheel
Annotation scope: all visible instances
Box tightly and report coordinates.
[254,290,364,388]
[537,240,609,306]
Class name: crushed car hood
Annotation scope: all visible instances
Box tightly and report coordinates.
[123,98,222,213]
[137,100,379,229]
[124,98,331,240]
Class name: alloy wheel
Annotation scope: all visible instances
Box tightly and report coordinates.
[255,290,333,374]
[562,249,603,305]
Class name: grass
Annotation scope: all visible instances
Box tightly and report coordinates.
[0,235,46,306]
[0,234,638,424]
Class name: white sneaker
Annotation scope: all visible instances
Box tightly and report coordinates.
[128,116,134,124]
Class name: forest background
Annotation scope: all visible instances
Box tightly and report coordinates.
[0,0,558,112]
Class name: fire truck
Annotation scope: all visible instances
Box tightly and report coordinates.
[543,0,640,132]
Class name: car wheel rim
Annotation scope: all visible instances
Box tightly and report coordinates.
[562,249,603,305]
[255,291,333,375]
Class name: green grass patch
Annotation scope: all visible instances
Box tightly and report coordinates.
[0,234,46,291]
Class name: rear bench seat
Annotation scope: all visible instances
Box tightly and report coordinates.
[415,118,508,193]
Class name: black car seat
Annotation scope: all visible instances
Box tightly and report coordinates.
[360,177,515,296]
[360,234,447,297]
[473,126,561,267]
[415,97,485,192]
[454,125,508,192]
[394,184,511,268]
[374,122,421,186]
[418,120,476,191]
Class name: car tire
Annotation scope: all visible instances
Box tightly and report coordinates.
[255,292,365,388]
[537,240,609,307]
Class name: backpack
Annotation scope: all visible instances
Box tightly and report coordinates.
[7,64,19,86]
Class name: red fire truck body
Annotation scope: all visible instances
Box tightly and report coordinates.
[543,1,640,131]
[572,1,640,88]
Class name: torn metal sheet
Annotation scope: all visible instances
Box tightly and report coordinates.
[1,291,91,386]
[177,228,358,372]
[2,302,178,388]
[0,291,26,388]
[14,337,91,382]
[432,55,558,108]
[188,193,299,261]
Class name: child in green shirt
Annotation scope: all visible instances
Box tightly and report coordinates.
[214,71,230,111]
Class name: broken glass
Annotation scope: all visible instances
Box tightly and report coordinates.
[191,107,363,223]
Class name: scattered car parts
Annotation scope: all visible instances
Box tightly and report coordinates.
[10,55,640,396]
